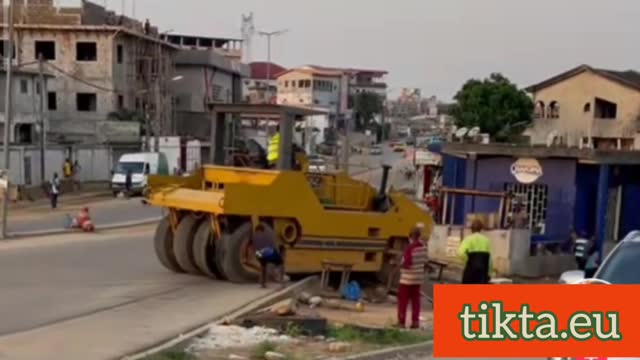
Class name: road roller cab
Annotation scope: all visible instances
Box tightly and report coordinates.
[146,103,433,284]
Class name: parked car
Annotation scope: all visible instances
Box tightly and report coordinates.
[558,230,640,285]
[111,152,170,196]
[308,155,328,173]
[393,143,407,153]
[370,145,383,155]
[552,232,640,360]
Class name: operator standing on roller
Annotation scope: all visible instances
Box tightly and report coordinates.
[267,125,280,169]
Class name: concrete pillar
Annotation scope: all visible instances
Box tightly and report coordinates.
[209,110,226,165]
[464,154,478,216]
[278,111,294,170]
[595,164,610,262]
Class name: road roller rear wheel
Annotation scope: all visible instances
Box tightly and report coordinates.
[173,215,202,275]
[193,220,224,279]
[154,216,183,273]
[221,222,261,283]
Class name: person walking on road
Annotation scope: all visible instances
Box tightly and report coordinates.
[63,159,73,180]
[72,160,82,191]
[584,241,600,279]
[458,219,492,284]
[125,170,133,198]
[50,173,61,209]
[572,232,591,271]
[253,223,285,288]
[397,224,429,329]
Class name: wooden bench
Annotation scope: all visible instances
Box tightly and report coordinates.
[320,261,354,296]
[427,260,448,282]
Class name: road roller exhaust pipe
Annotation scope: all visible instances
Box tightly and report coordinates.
[379,165,392,196]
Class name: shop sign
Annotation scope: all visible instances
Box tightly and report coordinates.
[510,158,543,184]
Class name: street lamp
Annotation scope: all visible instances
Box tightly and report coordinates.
[258,29,288,101]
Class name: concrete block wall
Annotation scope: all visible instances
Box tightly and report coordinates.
[429,225,576,278]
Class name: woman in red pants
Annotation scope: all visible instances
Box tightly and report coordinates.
[397,225,429,329]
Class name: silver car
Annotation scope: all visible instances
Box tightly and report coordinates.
[552,231,640,360]
[558,230,640,285]
[370,145,383,155]
[308,156,327,173]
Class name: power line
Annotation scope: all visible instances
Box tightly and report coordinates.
[44,61,116,93]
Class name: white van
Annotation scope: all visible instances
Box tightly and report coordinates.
[111,152,170,196]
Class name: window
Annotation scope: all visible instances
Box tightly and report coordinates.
[76,42,97,61]
[595,98,617,119]
[547,101,559,119]
[534,101,545,119]
[285,81,289,87]
[504,183,549,234]
[298,80,304,88]
[48,92,57,111]
[20,79,28,94]
[35,41,56,60]
[596,241,640,284]
[0,40,16,59]
[117,45,124,64]
[118,95,124,109]
[77,93,97,112]
[583,102,591,113]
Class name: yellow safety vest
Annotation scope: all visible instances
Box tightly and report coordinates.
[267,133,280,164]
[63,162,72,177]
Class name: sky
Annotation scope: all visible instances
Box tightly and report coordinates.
[56,0,639,101]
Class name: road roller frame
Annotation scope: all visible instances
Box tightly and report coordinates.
[146,104,434,283]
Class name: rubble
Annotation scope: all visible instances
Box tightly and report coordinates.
[264,351,287,360]
[228,355,247,360]
[328,341,352,353]
[187,325,291,352]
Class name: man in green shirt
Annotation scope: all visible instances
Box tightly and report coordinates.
[458,219,492,284]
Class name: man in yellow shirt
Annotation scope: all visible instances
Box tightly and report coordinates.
[457,219,492,284]
[267,125,280,169]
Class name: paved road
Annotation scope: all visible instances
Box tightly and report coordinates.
[8,147,405,235]
[8,197,162,235]
[0,225,271,360]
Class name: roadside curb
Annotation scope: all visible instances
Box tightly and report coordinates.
[339,341,433,360]
[8,217,162,239]
[9,191,112,212]
[122,276,318,360]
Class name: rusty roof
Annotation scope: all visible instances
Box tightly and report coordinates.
[526,64,640,93]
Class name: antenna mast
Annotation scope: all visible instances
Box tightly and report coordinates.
[241,12,255,63]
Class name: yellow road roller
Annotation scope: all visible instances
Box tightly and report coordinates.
[146,104,433,283]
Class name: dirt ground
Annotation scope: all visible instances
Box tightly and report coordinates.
[309,302,433,330]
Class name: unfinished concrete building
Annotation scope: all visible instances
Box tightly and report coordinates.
[0,0,177,147]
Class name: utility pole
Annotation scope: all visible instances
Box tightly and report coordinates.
[339,75,350,174]
[258,29,288,102]
[153,78,161,152]
[38,54,46,185]
[143,105,150,152]
[2,0,15,240]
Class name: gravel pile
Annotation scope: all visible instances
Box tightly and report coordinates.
[187,325,291,352]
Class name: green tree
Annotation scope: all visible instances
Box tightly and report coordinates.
[351,92,384,131]
[451,73,533,141]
